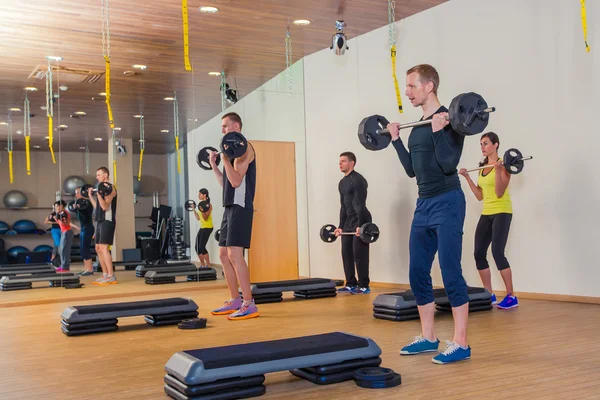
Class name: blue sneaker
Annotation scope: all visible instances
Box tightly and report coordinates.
[400,335,440,355]
[337,286,356,293]
[497,294,518,309]
[432,341,471,364]
[490,293,497,305]
[227,299,259,321]
[350,286,370,295]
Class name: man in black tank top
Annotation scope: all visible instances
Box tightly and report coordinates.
[88,167,118,285]
[208,112,258,321]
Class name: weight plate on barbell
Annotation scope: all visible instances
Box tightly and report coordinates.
[503,148,524,175]
[320,224,338,243]
[197,146,220,171]
[359,223,380,244]
[221,131,248,159]
[448,92,490,136]
[357,115,392,151]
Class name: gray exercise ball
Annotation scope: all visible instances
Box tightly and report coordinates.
[63,175,87,195]
[3,190,28,208]
[133,176,142,195]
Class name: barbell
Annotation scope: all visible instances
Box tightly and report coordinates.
[320,223,380,244]
[465,148,533,175]
[358,92,496,151]
[185,199,210,213]
[67,198,91,213]
[197,131,248,170]
[80,182,113,199]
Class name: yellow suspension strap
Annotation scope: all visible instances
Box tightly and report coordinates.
[173,94,181,174]
[138,116,145,181]
[45,61,56,163]
[7,117,14,184]
[112,129,118,187]
[102,0,115,128]
[388,0,403,113]
[182,0,192,71]
[24,93,32,175]
[581,0,591,53]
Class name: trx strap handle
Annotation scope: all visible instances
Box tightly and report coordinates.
[105,57,115,128]
[48,116,56,163]
[138,116,145,181]
[113,158,117,187]
[24,95,32,175]
[8,151,14,184]
[138,148,144,181]
[176,135,181,174]
[25,136,31,175]
[391,45,403,113]
[581,0,591,53]
[182,0,192,71]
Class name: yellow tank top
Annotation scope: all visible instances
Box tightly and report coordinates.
[478,159,512,215]
[196,208,213,229]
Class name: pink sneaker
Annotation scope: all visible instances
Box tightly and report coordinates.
[211,297,242,315]
[55,268,70,273]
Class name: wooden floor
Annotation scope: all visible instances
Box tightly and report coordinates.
[1,267,600,399]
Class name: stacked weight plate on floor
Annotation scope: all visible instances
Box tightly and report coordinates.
[372,291,420,321]
[289,357,383,385]
[434,287,493,313]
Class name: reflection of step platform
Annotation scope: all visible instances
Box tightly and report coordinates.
[144,268,217,284]
[0,273,80,291]
[164,332,381,398]
[61,297,199,336]
[239,278,338,304]
[0,265,56,277]
[373,287,493,321]
[135,263,197,278]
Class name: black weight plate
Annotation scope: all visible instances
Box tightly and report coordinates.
[214,229,221,242]
[503,148,524,175]
[220,132,248,159]
[80,184,94,198]
[320,224,337,243]
[359,222,380,243]
[448,92,490,136]
[97,182,113,196]
[197,146,220,170]
[76,198,90,210]
[184,200,196,212]
[178,318,207,329]
[358,115,391,151]
[67,201,77,213]
[355,372,402,389]
[198,201,210,212]
[353,367,395,382]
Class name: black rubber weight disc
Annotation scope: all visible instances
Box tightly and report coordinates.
[178,318,207,329]
[353,367,395,382]
[355,372,402,389]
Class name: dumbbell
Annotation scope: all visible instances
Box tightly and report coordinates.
[48,212,57,223]
[67,198,91,212]
[358,92,496,151]
[464,148,533,175]
[57,210,69,222]
[80,182,113,198]
[185,200,210,213]
[320,223,380,244]
[196,131,248,170]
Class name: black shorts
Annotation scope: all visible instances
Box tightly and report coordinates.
[195,228,214,255]
[218,205,253,248]
[95,221,115,246]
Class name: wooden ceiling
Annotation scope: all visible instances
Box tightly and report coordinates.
[0,0,446,154]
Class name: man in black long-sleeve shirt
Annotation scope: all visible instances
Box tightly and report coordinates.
[387,64,471,365]
[335,152,372,294]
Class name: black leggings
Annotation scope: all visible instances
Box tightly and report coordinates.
[474,213,512,271]
[195,228,213,255]
[341,235,370,288]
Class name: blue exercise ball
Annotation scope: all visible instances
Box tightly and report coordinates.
[7,246,29,262]
[34,245,53,253]
[12,219,37,234]
[63,175,87,195]
[0,221,9,234]
[3,190,28,208]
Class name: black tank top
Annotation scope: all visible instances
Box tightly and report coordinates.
[222,144,256,210]
[94,191,117,223]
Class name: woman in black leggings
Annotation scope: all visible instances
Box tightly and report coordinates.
[193,188,213,268]
[459,132,518,310]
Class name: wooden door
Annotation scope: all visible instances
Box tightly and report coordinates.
[248,141,299,282]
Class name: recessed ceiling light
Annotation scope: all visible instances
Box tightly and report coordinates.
[45,136,50,139]
[94,138,103,141]
[59,86,68,91]
[161,129,169,133]
[16,130,23,135]
[74,111,86,116]
[41,106,47,111]
[133,114,143,118]
[0,122,7,126]
[9,108,21,112]
[208,71,221,76]
[98,92,107,96]
[59,124,68,129]
[163,97,175,101]
[199,6,219,13]
[79,146,86,150]
[25,87,38,91]
[293,19,311,26]
[113,127,121,131]
[46,56,63,61]
[33,145,40,149]
[132,64,147,70]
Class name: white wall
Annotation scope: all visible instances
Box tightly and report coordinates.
[304,0,599,296]
[186,61,310,275]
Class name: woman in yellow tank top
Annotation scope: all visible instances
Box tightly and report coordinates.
[194,188,213,267]
[459,132,518,310]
